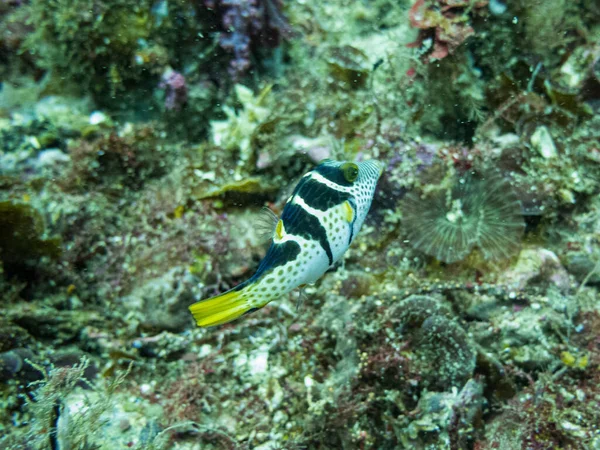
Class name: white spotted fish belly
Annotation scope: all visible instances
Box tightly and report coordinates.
[189,159,383,327]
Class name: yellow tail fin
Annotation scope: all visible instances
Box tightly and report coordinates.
[189,287,255,327]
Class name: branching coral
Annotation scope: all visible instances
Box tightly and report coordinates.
[402,172,524,263]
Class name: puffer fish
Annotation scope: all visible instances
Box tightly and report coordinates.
[189,159,383,327]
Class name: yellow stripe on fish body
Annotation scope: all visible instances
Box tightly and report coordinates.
[189,159,383,327]
[274,219,284,241]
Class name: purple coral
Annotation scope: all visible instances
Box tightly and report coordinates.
[160,70,188,111]
[204,0,291,79]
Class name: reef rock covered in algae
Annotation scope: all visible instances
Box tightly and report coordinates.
[1,0,600,449]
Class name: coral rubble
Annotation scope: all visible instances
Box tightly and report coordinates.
[1,0,600,448]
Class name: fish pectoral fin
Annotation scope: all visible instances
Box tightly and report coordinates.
[255,207,279,243]
[189,288,259,327]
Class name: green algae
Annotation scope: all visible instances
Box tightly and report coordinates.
[193,177,279,202]
[24,0,154,97]
[326,45,371,90]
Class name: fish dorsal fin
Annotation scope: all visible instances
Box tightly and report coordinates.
[255,206,279,243]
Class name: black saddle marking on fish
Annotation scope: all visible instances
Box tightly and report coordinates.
[299,177,352,211]
[49,401,61,450]
[242,307,260,317]
[232,277,253,292]
[253,239,302,280]
[281,203,333,265]
[314,164,354,187]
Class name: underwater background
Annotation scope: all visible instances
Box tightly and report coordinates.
[1,0,600,448]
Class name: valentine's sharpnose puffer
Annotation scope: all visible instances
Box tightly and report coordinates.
[189,159,383,327]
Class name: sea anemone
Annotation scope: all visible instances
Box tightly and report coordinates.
[401,172,524,263]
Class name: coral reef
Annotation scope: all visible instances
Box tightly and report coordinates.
[1,0,600,448]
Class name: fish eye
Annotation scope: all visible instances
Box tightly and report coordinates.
[341,162,359,183]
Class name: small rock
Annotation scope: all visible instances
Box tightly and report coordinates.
[119,418,131,432]
[36,149,71,168]
[89,111,109,125]
[288,135,332,163]
[0,348,34,381]
[564,253,600,284]
[489,0,507,15]
[499,248,571,291]
[34,95,93,134]
[530,126,557,158]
